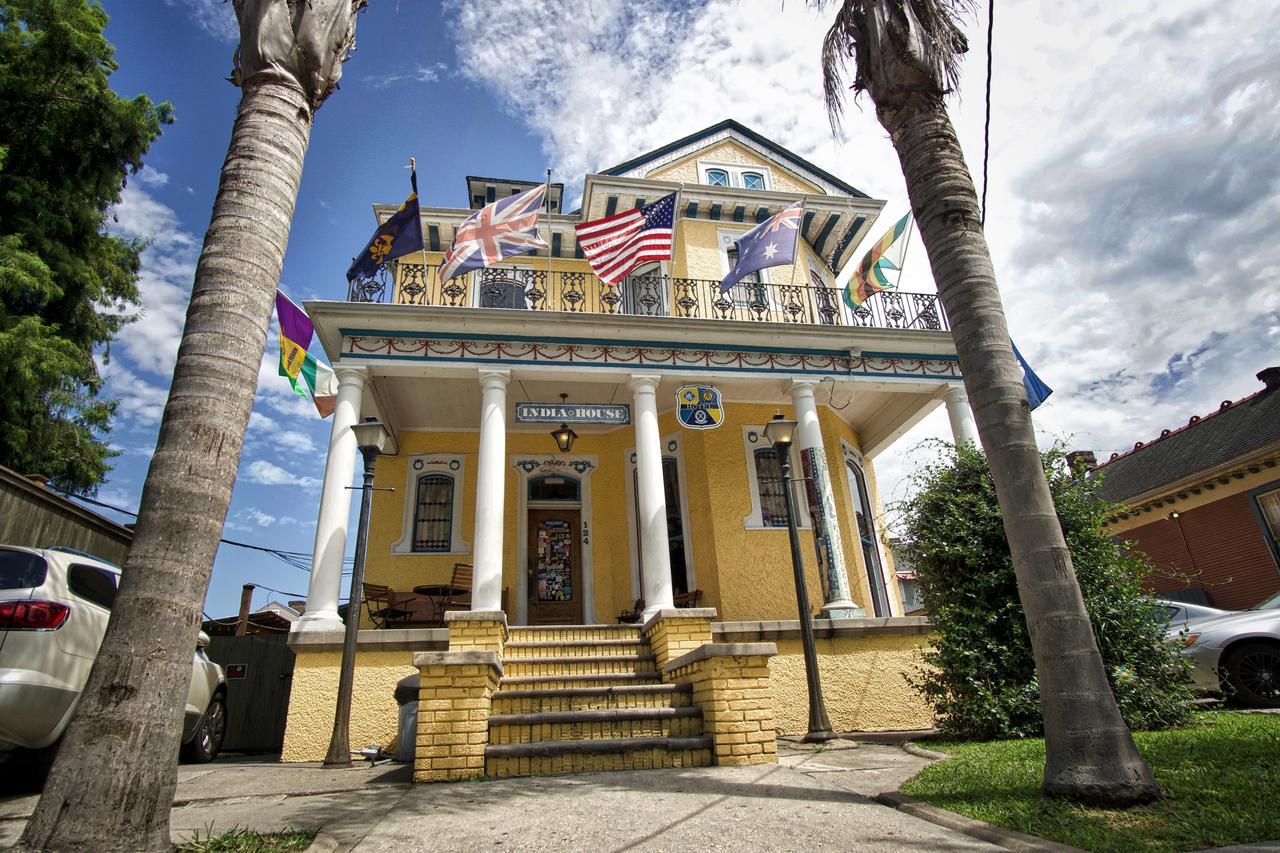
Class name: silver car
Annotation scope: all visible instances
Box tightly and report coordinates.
[0,546,227,768]
[1174,590,1280,708]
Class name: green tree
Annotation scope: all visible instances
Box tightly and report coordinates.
[900,442,1194,740]
[816,0,1160,804]
[0,0,171,491]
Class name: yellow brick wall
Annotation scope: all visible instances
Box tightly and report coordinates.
[768,634,934,734]
[669,654,778,766]
[646,139,823,195]
[415,660,500,782]
[280,650,416,763]
[643,614,712,669]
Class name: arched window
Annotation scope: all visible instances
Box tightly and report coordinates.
[753,448,789,527]
[529,475,580,502]
[705,169,729,187]
[845,459,891,616]
[742,172,765,190]
[413,474,455,552]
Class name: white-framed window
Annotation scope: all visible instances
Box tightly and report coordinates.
[718,230,772,312]
[699,162,772,190]
[742,426,810,530]
[391,454,470,555]
[807,258,840,325]
[841,442,895,616]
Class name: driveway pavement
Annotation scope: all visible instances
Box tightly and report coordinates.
[0,741,1001,851]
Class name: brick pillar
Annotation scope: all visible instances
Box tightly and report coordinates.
[641,608,716,670]
[413,650,502,782]
[666,643,778,767]
[445,610,508,655]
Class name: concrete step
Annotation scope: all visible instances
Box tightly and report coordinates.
[502,639,649,659]
[491,683,693,714]
[499,672,662,690]
[488,706,703,745]
[485,735,714,778]
[507,625,643,644]
[502,654,657,678]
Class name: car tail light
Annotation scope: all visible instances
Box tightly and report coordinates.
[0,600,70,630]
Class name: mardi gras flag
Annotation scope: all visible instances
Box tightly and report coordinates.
[275,291,313,381]
[844,212,911,309]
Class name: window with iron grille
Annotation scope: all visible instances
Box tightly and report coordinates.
[413,474,454,552]
[753,448,789,527]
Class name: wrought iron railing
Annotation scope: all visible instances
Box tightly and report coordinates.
[347,263,949,332]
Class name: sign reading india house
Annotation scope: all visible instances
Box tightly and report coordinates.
[515,403,631,425]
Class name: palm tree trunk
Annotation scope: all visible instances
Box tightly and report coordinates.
[877,93,1160,805]
[18,80,313,852]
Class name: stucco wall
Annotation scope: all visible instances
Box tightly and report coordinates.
[647,139,824,195]
[280,650,417,762]
[768,634,934,734]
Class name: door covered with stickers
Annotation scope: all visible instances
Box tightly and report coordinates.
[527,509,583,624]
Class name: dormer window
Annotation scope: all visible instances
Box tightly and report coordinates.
[742,172,765,190]
[705,169,730,187]
[699,163,771,190]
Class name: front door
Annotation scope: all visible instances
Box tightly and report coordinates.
[527,509,583,625]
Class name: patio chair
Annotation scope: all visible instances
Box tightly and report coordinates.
[363,583,413,628]
[617,598,644,624]
[434,562,472,616]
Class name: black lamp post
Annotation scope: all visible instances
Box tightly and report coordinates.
[324,417,391,767]
[763,412,836,743]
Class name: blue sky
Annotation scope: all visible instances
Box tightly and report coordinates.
[92,0,1279,618]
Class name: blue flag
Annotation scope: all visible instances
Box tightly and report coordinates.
[347,164,424,284]
[720,201,804,293]
[1012,339,1053,411]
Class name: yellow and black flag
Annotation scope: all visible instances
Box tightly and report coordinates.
[346,162,425,284]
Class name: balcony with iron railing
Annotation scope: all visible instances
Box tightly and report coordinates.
[347,262,949,332]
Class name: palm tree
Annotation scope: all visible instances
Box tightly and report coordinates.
[816,0,1159,805]
[18,2,366,849]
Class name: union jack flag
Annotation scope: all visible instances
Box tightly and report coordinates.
[440,184,548,281]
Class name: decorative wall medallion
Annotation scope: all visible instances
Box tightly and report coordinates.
[676,385,724,430]
[667,439,678,452]
[412,459,424,470]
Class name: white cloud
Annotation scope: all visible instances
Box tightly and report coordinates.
[366,62,451,88]
[136,165,170,188]
[164,0,238,43]
[243,459,321,489]
[446,0,1280,508]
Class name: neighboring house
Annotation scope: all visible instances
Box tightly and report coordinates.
[887,540,926,614]
[1092,366,1280,610]
[0,462,132,565]
[281,120,966,760]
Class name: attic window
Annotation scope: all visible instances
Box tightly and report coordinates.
[742,172,765,190]
[706,169,729,187]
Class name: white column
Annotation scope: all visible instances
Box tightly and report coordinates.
[789,380,860,617]
[471,369,510,612]
[944,384,979,447]
[631,374,674,620]
[294,366,367,633]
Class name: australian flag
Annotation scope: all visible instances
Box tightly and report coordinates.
[720,200,804,293]
[346,164,425,284]
[1012,339,1053,410]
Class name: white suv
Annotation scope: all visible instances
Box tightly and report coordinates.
[0,546,227,767]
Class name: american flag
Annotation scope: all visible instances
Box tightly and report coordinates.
[440,184,548,281]
[575,193,676,286]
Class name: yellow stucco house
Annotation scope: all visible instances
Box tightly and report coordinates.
[282,120,976,778]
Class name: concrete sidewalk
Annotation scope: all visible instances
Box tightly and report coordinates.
[0,741,1000,851]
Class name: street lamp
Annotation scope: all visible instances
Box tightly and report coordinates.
[763,412,836,743]
[324,417,392,767]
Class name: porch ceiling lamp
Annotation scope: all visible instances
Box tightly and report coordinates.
[767,411,837,743]
[325,417,391,767]
[550,393,577,453]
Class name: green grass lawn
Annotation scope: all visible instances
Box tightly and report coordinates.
[900,711,1280,852]
[177,827,316,852]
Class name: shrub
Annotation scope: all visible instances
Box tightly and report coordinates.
[899,441,1193,739]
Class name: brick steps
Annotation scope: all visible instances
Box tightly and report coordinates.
[488,706,703,744]
[491,683,693,714]
[484,629,711,778]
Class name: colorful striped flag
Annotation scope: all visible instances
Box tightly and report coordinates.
[844,212,911,309]
[275,292,313,381]
[576,193,676,286]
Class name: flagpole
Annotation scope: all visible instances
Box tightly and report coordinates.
[544,167,554,305]
[412,157,430,304]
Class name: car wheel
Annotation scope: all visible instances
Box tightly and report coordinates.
[181,695,227,763]
[1223,642,1280,708]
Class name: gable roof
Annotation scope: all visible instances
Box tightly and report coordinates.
[1094,374,1280,504]
[601,119,870,199]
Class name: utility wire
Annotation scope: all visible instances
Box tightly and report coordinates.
[980,0,994,226]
